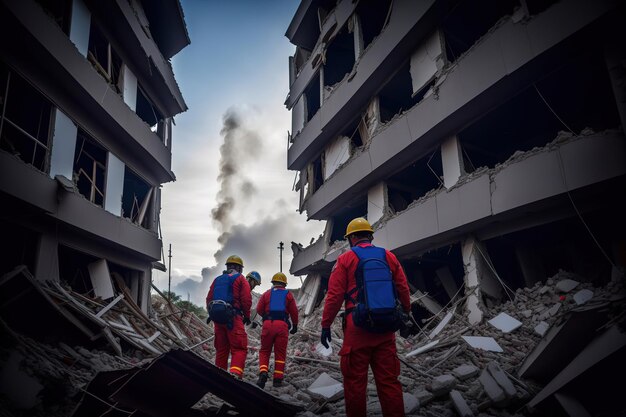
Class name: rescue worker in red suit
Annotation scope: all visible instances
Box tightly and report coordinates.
[321,218,411,417]
[255,272,299,388]
[206,255,252,378]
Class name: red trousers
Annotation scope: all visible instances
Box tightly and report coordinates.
[339,315,404,417]
[214,316,248,376]
[259,320,289,380]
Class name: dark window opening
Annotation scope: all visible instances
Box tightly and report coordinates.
[0,219,38,276]
[387,150,443,214]
[73,129,107,207]
[58,245,99,296]
[441,0,517,64]
[355,0,392,50]
[402,244,464,321]
[460,51,620,172]
[122,167,153,229]
[0,64,53,173]
[317,0,338,28]
[34,0,72,34]
[305,72,321,122]
[378,61,424,123]
[136,84,164,133]
[87,20,123,92]
[310,153,324,193]
[329,199,368,244]
[483,204,624,292]
[524,0,560,16]
[323,26,355,88]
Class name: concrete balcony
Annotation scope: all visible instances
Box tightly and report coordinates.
[290,131,626,275]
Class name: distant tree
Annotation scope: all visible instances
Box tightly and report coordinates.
[162,291,182,303]
[176,300,208,319]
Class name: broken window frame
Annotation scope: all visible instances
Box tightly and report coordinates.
[135,83,166,138]
[34,0,72,35]
[74,128,107,207]
[87,19,123,93]
[0,64,54,173]
[122,166,155,230]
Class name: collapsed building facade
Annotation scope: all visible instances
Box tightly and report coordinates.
[0,0,189,312]
[285,0,626,415]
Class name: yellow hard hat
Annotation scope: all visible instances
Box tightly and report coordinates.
[271,272,287,285]
[344,217,374,238]
[225,255,244,267]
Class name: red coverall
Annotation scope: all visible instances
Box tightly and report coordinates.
[322,242,411,417]
[206,273,251,377]
[256,286,299,381]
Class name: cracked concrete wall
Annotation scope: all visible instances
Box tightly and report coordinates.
[323,135,350,180]
[409,29,444,95]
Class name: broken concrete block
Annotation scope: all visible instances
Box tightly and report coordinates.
[539,285,550,294]
[307,372,343,400]
[452,364,480,381]
[555,279,579,293]
[403,392,420,413]
[461,336,503,353]
[488,312,522,333]
[450,390,474,417]
[521,309,532,318]
[414,388,434,405]
[478,369,507,406]
[534,321,549,337]
[548,303,561,317]
[573,289,593,305]
[314,342,333,357]
[430,374,457,396]
[486,362,516,397]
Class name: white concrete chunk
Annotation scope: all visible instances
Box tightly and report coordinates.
[461,336,503,353]
[488,312,522,333]
[429,308,455,339]
[403,392,420,413]
[431,374,457,395]
[573,289,593,305]
[314,342,333,357]
[452,364,479,381]
[406,340,440,357]
[534,321,550,337]
[307,372,343,400]
[555,279,579,293]
[450,390,474,417]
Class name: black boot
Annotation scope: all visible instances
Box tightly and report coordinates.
[273,378,282,387]
[256,372,268,389]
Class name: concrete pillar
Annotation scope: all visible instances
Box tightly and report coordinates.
[441,136,465,188]
[462,236,502,324]
[352,15,364,59]
[49,109,77,180]
[122,64,137,111]
[515,244,545,287]
[139,269,150,314]
[104,152,124,216]
[436,266,460,300]
[367,182,386,225]
[34,234,59,282]
[604,41,626,137]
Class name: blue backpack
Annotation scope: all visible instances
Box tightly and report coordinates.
[346,246,402,333]
[208,272,240,328]
[266,288,289,321]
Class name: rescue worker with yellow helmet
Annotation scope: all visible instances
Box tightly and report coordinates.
[255,272,299,388]
[205,255,252,378]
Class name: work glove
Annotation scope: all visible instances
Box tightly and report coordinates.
[290,324,298,335]
[243,317,251,326]
[320,327,332,349]
[206,316,212,325]
[251,321,259,329]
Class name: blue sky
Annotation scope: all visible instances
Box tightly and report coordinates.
[153,1,325,304]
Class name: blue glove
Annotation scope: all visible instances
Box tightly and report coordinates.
[321,327,332,348]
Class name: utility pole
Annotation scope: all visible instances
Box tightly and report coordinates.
[168,244,172,302]
[277,241,284,272]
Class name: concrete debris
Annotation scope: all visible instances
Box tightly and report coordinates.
[450,389,475,417]
[414,387,434,406]
[461,336,504,353]
[573,289,594,305]
[406,339,440,357]
[555,279,580,293]
[452,364,480,381]
[403,392,420,413]
[430,374,457,396]
[479,369,508,407]
[486,362,516,398]
[487,312,522,333]
[533,321,550,337]
[307,372,344,400]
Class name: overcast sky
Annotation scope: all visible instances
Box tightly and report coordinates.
[152,1,325,305]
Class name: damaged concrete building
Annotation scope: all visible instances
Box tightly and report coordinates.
[0,0,189,312]
[286,0,626,415]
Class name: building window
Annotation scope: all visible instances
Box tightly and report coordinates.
[34,0,72,34]
[0,63,53,173]
[87,20,123,93]
[304,72,321,123]
[73,129,107,207]
[122,167,154,230]
[355,0,392,50]
[136,84,164,134]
